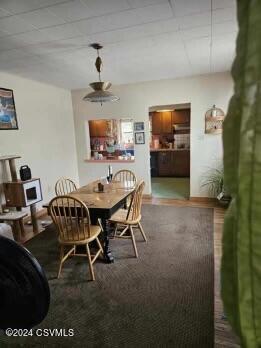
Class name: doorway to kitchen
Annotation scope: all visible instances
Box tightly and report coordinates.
[149,103,190,200]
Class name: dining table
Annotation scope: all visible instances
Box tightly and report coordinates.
[43,180,136,263]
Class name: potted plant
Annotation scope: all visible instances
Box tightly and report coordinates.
[201,166,231,205]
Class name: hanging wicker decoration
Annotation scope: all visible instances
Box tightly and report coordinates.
[205,105,225,134]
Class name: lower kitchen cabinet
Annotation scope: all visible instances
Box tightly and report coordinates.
[158,152,172,176]
[171,150,190,177]
[150,152,159,177]
[156,150,190,177]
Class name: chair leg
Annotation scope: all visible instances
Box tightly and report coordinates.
[57,245,64,279]
[86,244,95,281]
[119,225,129,236]
[98,218,104,232]
[130,226,138,258]
[113,223,118,239]
[96,237,104,256]
[138,222,147,242]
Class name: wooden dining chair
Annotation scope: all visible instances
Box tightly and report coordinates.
[49,195,103,281]
[112,169,137,185]
[55,177,77,196]
[109,180,147,258]
[112,170,137,208]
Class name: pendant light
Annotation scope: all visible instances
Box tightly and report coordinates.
[83,43,119,105]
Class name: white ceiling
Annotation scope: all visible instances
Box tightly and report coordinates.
[0,0,237,89]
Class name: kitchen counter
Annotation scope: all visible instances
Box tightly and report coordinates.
[150,148,190,152]
[85,158,135,163]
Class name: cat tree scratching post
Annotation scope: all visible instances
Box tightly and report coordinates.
[0,156,42,237]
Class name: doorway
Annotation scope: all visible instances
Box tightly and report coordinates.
[149,103,190,200]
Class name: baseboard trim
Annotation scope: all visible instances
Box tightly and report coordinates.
[143,194,152,199]
[189,197,217,203]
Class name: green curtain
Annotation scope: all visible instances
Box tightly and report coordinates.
[221,0,261,347]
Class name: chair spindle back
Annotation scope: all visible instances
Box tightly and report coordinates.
[55,178,77,196]
[113,170,137,186]
[49,195,91,242]
[127,180,145,221]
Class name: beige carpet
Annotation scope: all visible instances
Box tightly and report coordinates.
[0,204,214,348]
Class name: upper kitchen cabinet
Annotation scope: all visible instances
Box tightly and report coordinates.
[151,111,173,135]
[151,109,190,135]
[161,111,173,133]
[89,120,108,137]
[172,109,190,125]
[151,112,162,134]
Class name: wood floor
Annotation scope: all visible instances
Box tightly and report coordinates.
[21,197,240,347]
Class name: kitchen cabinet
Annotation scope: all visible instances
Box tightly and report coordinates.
[153,150,190,177]
[151,111,173,135]
[171,150,190,177]
[151,109,190,135]
[161,111,173,133]
[158,151,172,176]
[89,120,108,137]
[172,109,190,125]
[150,152,158,177]
[151,112,162,134]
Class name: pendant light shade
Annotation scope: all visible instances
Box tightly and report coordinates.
[83,82,119,103]
[83,43,119,104]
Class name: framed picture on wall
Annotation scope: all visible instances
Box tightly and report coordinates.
[134,122,144,131]
[0,88,18,130]
[135,132,145,144]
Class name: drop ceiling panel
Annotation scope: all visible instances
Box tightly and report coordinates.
[180,25,211,40]
[74,3,173,35]
[185,37,211,60]
[177,12,211,30]
[0,0,68,14]
[39,22,82,40]
[0,0,237,88]
[0,35,25,50]
[212,20,238,36]
[22,40,77,55]
[0,54,43,71]
[0,47,34,62]
[0,15,35,34]
[0,8,11,18]
[212,0,236,10]
[14,30,52,45]
[89,18,179,46]
[127,0,168,8]
[0,29,9,38]
[81,0,130,16]
[171,0,210,17]
[18,8,66,29]
[48,0,94,22]
[212,7,236,23]
[185,36,211,74]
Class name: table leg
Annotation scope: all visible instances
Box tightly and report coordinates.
[30,203,39,235]
[100,218,114,263]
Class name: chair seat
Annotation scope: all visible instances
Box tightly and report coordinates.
[58,225,101,245]
[109,209,141,225]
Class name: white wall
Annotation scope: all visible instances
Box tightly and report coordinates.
[0,71,79,210]
[72,72,233,197]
